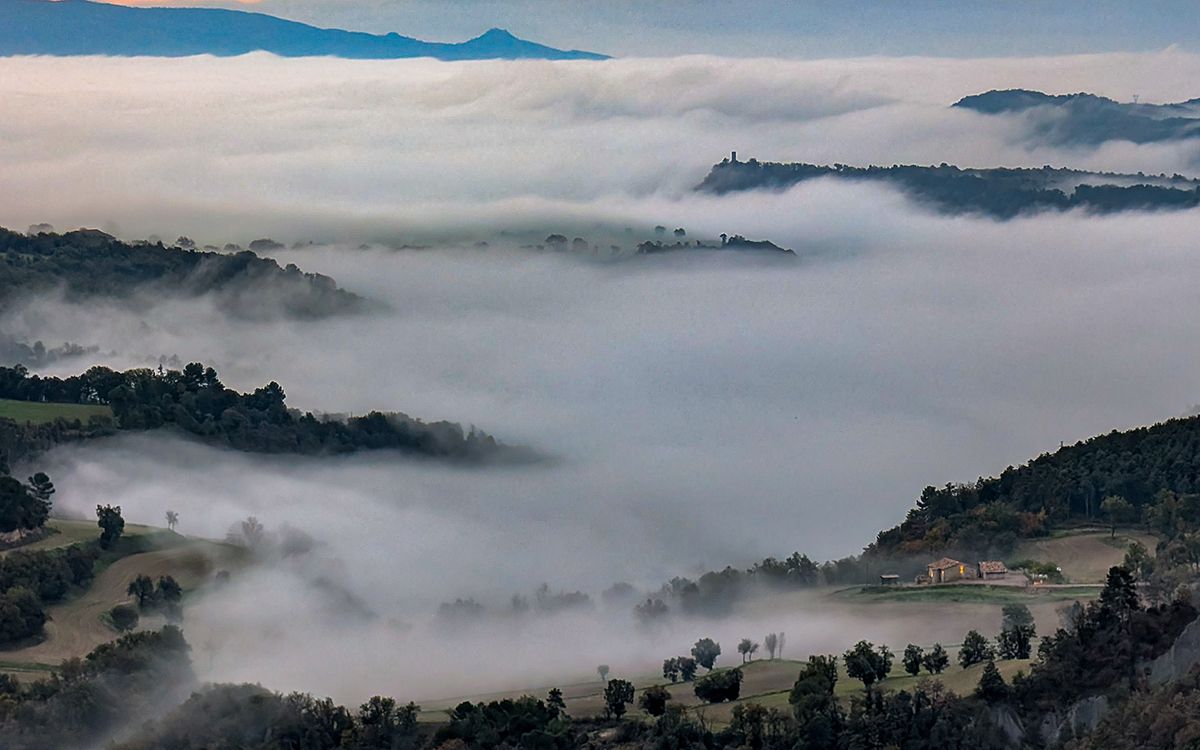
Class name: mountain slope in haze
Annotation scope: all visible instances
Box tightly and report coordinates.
[0,227,366,320]
[0,0,608,60]
[698,154,1200,218]
[954,88,1200,145]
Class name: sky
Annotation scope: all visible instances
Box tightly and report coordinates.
[91,0,1200,59]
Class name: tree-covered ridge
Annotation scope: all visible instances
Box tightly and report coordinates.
[954,89,1200,146]
[0,362,527,465]
[0,227,364,319]
[696,156,1200,218]
[871,413,1200,556]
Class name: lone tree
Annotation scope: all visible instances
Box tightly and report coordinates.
[788,655,838,725]
[691,638,721,671]
[764,632,779,660]
[1101,495,1135,538]
[902,644,924,676]
[737,638,760,663]
[922,643,950,674]
[157,575,183,621]
[663,658,680,683]
[959,630,995,669]
[127,575,156,610]
[165,510,179,532]
[597,664,609,683]
[638,684,671,717]
[603,678,634,719]
[843,640,893,690]
[546,688,566,717]
[97,505,125,550]
[677,656,697,681]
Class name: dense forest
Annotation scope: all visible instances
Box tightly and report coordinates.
[0,362,526,467]
[0,227,364,319]
[696,156,1200,218]
[870,412,1200,558]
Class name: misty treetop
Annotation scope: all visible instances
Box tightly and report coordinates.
[0,361,528,465]
[697,156,1200,219]
[0,226,364,320]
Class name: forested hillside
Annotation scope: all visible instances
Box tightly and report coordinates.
[871,413,1200,556]
[0,227,363,319]
[0,362,526,466]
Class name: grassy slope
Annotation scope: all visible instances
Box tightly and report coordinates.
[1012,529,1157,583]
[0,398,112,425]
[416,532,1130,723]
[419,651,1035,726]
[0,518,248,678]
[0,518,156,557]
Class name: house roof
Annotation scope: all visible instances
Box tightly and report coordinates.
[879,574,900,579]
[928,557,964,570]
[978,561,1008,574]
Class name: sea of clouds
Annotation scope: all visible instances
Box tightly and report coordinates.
[5,49,1200,700]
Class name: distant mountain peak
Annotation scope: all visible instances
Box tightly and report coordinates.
[0,1,610,61]
[476,28,517,40]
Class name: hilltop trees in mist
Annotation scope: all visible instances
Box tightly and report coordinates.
[97,504,125,550]
[0,227,364,321]
[737,638,760,663]
[690,638,721,671]
[693,668,742,703]
[662,656,697,683]
[0,362,523,466]
[843,641,893,690]
[602,678,633,719]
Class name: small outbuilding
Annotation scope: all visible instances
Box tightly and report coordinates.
[977,561,1008,580]
[879,574,900,586]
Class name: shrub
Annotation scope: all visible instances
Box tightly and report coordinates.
[693,668,743,703]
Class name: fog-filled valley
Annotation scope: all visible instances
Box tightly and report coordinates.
[11,204,1200,701]
[6,40,1200,747]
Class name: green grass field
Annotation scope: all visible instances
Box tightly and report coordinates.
[839,583,1101,604]
[0,398,112,425]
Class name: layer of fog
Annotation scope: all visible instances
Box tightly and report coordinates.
[8,50,1200,702]
[4,50,1200,243]
[19,187,1200,699]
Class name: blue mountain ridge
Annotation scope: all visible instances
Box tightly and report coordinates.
[0,0,609,60]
